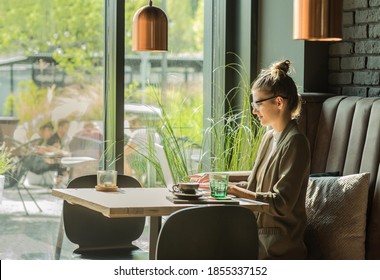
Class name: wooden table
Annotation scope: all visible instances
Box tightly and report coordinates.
[52,187,269,259]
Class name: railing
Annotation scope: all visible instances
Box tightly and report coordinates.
[0,53,203,90]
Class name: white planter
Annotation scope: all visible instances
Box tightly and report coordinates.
[0,174,4,204]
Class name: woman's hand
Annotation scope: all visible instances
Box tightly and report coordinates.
[227,184,257,200]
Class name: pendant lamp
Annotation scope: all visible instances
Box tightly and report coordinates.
[293,0,343,41]
[132,0,168,52]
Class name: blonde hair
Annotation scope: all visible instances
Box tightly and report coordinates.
[252,60,302,119]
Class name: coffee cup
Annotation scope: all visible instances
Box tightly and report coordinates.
[172,182,199,194]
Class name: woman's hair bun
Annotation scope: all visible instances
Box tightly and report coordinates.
[270,60,291,79]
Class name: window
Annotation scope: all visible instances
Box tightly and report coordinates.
[0,0,257,189]
[0,0,105,188]
[0,0,260,261]
[123,0,204,187]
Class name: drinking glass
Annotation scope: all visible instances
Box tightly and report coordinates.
[97,170,117,188]
[209,173,229,199]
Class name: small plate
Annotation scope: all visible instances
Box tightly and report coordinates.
[173,192,203,200]
[95,185,118,192]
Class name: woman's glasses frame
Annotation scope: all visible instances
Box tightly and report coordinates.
[251,95,288,110]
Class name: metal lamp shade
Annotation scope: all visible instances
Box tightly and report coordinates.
[293,0,343,41]
[132,1,168,52]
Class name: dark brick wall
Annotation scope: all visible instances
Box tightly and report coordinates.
[328,0,380,97]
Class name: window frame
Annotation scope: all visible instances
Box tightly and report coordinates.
[104,0,125,172]
[104,0,258,172]
[202,0,258,168]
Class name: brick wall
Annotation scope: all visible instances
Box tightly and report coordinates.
[328,0,380,97]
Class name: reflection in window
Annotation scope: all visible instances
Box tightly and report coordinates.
[0,0,105,188]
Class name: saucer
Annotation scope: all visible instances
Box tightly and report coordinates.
[173,192,203,200]
[95,185,118,192]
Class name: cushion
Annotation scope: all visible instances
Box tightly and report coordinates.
[305,173,370,259]
[309,171,340,177]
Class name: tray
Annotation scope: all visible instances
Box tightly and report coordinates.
[166,195,239,205]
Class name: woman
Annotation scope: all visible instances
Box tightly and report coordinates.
[228,60,310,259]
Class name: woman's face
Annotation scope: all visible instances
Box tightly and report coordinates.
[41,127,53,140]
[251,90,281,127]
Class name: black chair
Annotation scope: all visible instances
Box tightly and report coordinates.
[155,205,258,260]
[60,174,147,259]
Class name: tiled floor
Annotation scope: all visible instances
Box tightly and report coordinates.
[0,183,150,260]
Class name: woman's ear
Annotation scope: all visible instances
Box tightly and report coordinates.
[275,96,285,109]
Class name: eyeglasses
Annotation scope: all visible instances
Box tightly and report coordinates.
[251,95,288,110]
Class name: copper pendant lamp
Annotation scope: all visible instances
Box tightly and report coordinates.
[293,0,343,41]
[132,0,168,52]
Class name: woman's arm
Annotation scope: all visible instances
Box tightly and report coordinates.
[228,184,257,200]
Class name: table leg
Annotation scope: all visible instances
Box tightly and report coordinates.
[149,216,162,260]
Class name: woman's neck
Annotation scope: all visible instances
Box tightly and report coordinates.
[272,115,292,133]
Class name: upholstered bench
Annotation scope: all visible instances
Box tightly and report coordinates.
[300,93,380,260]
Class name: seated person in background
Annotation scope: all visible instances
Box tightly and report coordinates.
[22,120,69,186]
[24,119,71,187]
[124,115,160,183]
[32,120,70,157]
[47,119,71,150]
[69,121,103,158]
[68,121,103,178]
[69,121,104,159]
[73,121,103,142]
[31,121,54,143]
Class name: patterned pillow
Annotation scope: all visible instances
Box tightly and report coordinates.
[309,171,340,177]
[305,173,370,259]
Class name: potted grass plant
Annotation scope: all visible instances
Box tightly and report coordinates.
[142,55,264,184]
[200,53,265,172]
[155,94,191,184]
[127,54,265,186]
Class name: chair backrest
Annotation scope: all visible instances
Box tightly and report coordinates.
[63,174,145,254]
[155,205,258,260]
[309,96,380,259]
[154,143,174,188]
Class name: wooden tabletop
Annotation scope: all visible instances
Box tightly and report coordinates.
[52,187,269,218]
